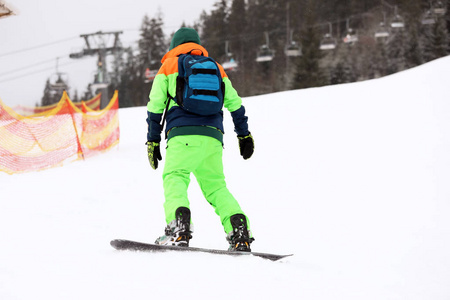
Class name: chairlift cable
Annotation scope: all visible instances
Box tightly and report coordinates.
[0,36,78,58]
[0,55,70,78]
[0,60,79,84]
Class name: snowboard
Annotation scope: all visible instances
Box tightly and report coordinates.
[110,239,292,261]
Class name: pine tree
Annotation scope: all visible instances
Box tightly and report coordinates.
[41,77,68,106]
[330,61,346,85]
[386,29,407,74]
[134,12,168,106]
[138,12,167,71]
[226,0,249,94]
[98,0,448,101]
[431,17,449,58]
[447,0,450,49]
[330,44,357,84]
[370,38,390,79]
[72,90,79,102]
[228,0,247,61]
[82,84,94,101]
[117,47,138,108]
[41,79,55,106]
[404,22,423,68]
[400,0,423,68]
[291,0,326,89]
[423,15,449,62]
[200,0,229,59]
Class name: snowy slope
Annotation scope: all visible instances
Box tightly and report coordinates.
[1,56,450,299]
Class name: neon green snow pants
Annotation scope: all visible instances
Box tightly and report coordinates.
[162,135,248,234]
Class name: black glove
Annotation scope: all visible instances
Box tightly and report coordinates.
[146,141,162,170]
[238,133,254,160]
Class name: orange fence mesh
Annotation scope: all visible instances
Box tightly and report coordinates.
[12,94,101,116]
[0,91,120,174]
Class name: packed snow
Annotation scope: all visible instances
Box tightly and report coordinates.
[1,56,450,299]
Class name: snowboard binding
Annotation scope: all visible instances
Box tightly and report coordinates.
[227,214,254,252]
[155,207,192,247]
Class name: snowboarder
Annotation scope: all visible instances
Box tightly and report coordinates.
[146,27,255,252]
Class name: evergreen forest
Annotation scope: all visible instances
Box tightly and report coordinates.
[43,0,450,107]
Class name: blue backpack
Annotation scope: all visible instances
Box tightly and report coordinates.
[173,54,225,116]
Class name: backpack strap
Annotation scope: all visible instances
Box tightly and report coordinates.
[159,92,173,138]
[186,49,205,56]
[192,68,216,75]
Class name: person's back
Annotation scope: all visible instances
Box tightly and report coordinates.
[146,27,255,251]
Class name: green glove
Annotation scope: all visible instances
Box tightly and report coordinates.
[238,133,254,160]
[146,141,162,170]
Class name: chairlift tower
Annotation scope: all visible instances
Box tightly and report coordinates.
[70,31,123,108]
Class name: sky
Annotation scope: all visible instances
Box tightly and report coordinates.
[0,0,215,107]
[1,56,450,299]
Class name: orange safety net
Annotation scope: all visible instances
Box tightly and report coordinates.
[0,91,120,174]
[12,94,101,116]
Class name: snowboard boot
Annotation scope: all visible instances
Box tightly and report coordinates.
[226,214,254,252]
[155,207,192,247]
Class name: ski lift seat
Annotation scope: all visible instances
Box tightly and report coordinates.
[285,42,302,57]
[222,58,238,71]
[421,11,436,25]
[433,1,446,15]
[91,83,108,91]
[375,31,390,38]
[320,34,337,50]
[343,28,358,43]
[49,73,69,92]
[50,82,67,88]
[375,22,390,38]
[391,15,404,28]
[256,45,275,62]
[434,7,446,14]
[343,35,358,44]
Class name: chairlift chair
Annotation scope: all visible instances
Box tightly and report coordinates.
[421,10,436,25]
[222,56,238,72]
[91,82,108,91]
[49,73,69,91]
[422,1,446,25]
[284,29,302,57]
[343,19,358,44]
[390,6,405,28]
[285,41,302,57]
[433,1,446,15]
[256,45,275,62]
[390,15,405,28]
[375,22,390,38]
[144,68,158,83]
[256,33,275,62]
[343,28,358,44]
[320,23,337,51]
[320,33,337,50]
[48,58,69,92]
[222,41,239,71]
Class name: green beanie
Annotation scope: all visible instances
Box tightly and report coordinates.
[169,27,201,50]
